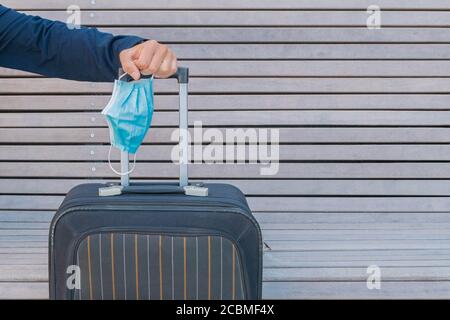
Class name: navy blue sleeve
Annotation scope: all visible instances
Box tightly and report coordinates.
[0,5,144,82]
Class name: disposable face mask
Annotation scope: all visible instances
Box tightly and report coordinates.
[101,75,154,175]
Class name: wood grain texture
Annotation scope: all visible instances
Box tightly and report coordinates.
[5,179,450,196]
[4,195,450,212]
[6,0,450,10]
[88,27,450,43]
[3,128,450,143]
[4,78,450,94]
[3,0,450,300]
[7,61,450,78]
[16,10,450,27]
[3,110,450,127]
[263,281,450,299]
[5,280,450,300]
[3,93,449,111]
[5,162,450,179]
[5,145,450,161]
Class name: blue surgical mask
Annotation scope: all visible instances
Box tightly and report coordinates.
[102,76,154,174]
[102,76,154,153]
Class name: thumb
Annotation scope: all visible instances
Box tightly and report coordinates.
[119,48,141,80]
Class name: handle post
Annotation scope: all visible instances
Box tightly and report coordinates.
[174,67,189,187]
[179,81,189,187]
[120,151,130,187]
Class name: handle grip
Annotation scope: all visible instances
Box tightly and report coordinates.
[118,67,189,84]
[170,67,189,83]
[123,185,184,194]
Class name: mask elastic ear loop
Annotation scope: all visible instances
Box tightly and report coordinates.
[107,145,137,176]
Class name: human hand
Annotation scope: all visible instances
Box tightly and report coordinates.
[119,40,177,80]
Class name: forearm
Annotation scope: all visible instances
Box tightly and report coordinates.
[0,5,143,82]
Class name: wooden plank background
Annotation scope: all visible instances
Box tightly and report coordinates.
[2,0,450,299]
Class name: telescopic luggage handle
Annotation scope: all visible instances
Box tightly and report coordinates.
[117,67,189,188]
[119,67,189,84]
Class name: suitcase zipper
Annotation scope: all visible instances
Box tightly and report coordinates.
[57,195,251,217]
[51,203,251,247]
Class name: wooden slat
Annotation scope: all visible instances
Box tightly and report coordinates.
[4,179,450,196]
[4,279,450,300]
[6,0,450,10]
[265,249,450,266]
[6,145,450,161]
[2,128,450,143]
[7,61,450,78]
[0,196,62,211]
[0,265,47,282]
[0,280,445,300]
[171,44,450,59]
[265,267,450,282]
[0,211,54,222]
[19,10,450,27]
[5,210,450,231]
[0,282,47,300]
[5,265,450,283]
[5,162,450,179]
[5,228,450,241]
[6,246,450,263]
[261,223,450,231]
[89,27,450,43]
[3,93,450,111]
[264,229,450,241]
[265,260,450,267]
[8,218,450,232]
[0,222,49,229]
[0,241,47,249]
[262,229,450,241]
[0,128,180,143]
[4,78,450,94]
[0,230,47,236]
[266,240,450,251]
[263,281,450,299]
[0,253,46,263]
[5,248,450,265]
[2,110,450,127]
[6,249,450,267]
[0,44,447,60]
[256,212,450,226]
[0,248,47,254]
[4,195,450,212]
[249,197,450,213]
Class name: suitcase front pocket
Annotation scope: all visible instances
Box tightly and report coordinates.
[71,233,246,300]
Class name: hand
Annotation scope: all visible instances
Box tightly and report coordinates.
[119,40,177,80]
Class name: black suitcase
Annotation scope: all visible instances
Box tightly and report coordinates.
[48,68,263,300]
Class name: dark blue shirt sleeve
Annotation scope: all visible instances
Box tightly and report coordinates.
[0,5,144,82]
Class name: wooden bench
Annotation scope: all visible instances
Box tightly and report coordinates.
[2,0,450,299]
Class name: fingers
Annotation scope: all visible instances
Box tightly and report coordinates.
[135,40,177,78]
[119,40,178,80]
[155,50,177,79]
[147,45,168,76]
[134,40,158,75]
[119,48,141,80]
[137,40,174,77]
